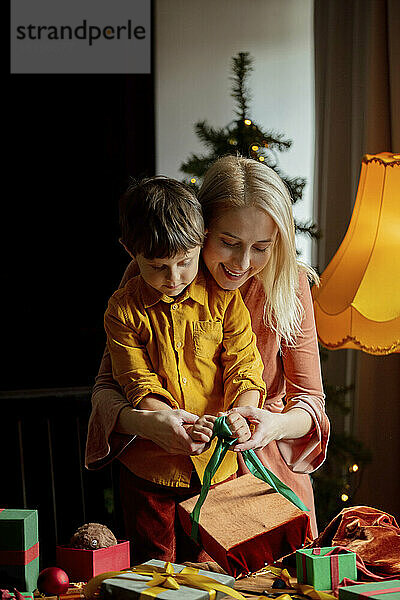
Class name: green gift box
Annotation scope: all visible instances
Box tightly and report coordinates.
[296,546,357,591]
[0,508,39,592]
[339,580,400,600]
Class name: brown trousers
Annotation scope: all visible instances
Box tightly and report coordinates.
[119,463,234,565]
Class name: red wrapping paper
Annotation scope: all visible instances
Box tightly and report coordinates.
[56,541,130,582]
[0,543,39,566]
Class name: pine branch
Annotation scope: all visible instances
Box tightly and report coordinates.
[181,154,217,177]
[195,122,225,146]
[230,52,253,120]
[253,129,293,153]
[283,175,307,203]
[295,221,321,240]
[231,122,293,154]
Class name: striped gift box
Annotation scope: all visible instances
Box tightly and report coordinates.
[296,546,357,591]
[339,581,400,600]
[0,508,39,592]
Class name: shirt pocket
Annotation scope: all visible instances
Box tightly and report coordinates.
[193,320,223,358]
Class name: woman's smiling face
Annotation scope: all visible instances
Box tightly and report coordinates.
[202,205,278,290]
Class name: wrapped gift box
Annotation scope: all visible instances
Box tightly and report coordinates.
[56,540,130,582]
[100,559,235,600]
[0,508,39,592]
[338,580,400,600]
[177,473,312,577]
[296,547,357,590]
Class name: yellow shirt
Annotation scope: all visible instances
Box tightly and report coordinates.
[104,267,266,487]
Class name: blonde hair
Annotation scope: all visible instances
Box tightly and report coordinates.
[198,155,319,345]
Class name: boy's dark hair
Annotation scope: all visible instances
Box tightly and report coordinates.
[120,176,205,259]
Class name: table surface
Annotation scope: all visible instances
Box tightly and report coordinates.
[32,561,301,600]
[184,561,299,597]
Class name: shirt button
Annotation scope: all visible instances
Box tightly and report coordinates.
[172,304,178,310]
[176,341,182,349]
[182,377,187,385]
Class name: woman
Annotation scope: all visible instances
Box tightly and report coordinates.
[85,155,329,539]
[198,155,329,536]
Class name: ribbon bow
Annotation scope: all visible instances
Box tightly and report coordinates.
[83,561,247,600]
[190,416,309,540]
[145,561,181,590]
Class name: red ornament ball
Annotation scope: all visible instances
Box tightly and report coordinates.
[37,567,69,595]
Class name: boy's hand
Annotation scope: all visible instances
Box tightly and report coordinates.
[218,410,251,444]
[186,415,216,443]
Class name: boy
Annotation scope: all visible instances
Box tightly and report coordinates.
[104,176,266,562]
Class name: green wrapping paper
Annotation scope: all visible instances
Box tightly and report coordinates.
[296,547,357,590]
[190,416,309,540]
[0,509,39,592]
[338,581,400,600]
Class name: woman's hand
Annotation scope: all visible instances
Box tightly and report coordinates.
[117,407,210,455]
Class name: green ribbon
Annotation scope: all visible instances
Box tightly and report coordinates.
[190,415,309,541]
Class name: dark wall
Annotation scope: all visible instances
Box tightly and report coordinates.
[5,73,155,390]
[2,21,155,560]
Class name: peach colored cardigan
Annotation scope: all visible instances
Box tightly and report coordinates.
[85,261,329,537]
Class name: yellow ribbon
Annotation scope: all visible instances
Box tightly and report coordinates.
[258,596,294,600]
[261,565,337,600]
[83,562,248,600]
[295,585,337,600]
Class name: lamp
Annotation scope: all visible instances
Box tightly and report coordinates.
[312,152,400,355]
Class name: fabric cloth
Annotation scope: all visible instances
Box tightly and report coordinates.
[85,261,329,536]
[237,270,329,538]
[118,464,231,565]
[104,265,265,487]
[300,506,400,578]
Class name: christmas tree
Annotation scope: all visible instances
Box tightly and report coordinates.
[181,51,371,528]
[181,51,319,243]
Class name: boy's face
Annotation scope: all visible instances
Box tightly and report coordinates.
[135,246,201,296]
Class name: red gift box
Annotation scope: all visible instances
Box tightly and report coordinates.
[178,473,312,577]
[56,541,130,582]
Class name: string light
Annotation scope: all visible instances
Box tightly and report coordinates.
[244,119,252,126]
[251,145,259,151]
[228,138,237,146]
[259,156,265,162]
[341,493,349,502]
[349,464,359,472]
[190,178,197,184]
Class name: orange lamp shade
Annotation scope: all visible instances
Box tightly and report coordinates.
[312,152,400,355]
